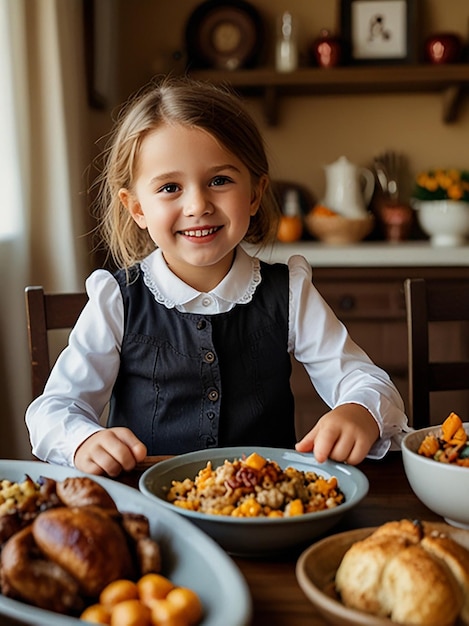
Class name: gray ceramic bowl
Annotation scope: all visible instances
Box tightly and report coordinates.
[139,446,369,556]
[402,423,469,529]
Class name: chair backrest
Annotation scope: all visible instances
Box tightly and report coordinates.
[25,286,88,399]
[404,277,469,429]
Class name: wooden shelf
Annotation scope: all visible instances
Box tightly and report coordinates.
[189,64,469,125]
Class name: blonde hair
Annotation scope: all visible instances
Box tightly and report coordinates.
[94,76,280,270]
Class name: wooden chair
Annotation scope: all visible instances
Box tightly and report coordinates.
[404,277,469,429]
[24,286,88,399]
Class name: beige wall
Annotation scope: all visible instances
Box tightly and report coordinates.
[90,0,469,206]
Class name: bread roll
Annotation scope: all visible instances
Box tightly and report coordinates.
[335,520,469,626]
[371,517,424,543]
[335,534,411,616]
[422,533,469,624]
[380,543,462,626]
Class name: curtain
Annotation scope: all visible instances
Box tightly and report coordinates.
[0,0,90,458]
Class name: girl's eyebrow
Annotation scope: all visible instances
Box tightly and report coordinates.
[212,164,242,174]
[149,171,181,185]
[149,164,242,185]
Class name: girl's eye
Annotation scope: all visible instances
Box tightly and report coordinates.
[211,176,232,187]
[159,183,179,194]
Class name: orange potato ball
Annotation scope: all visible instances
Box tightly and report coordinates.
[80,603,112,624]
[137,573,175,605]
[166,587,203,625]
[149,598,187,626]
[100,579,139,607]
[110,599,151,626]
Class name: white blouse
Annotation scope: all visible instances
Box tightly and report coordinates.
[26,246,409,466]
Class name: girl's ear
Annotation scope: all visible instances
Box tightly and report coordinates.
[250,175,269,216]
[119,188,147,229]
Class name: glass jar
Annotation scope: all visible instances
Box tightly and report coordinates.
[276,11,298,73]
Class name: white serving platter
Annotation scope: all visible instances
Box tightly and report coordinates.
[0,459,251,626]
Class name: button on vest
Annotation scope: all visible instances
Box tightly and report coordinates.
[204,351,216,364]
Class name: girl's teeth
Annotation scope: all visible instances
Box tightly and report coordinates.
[183,227,216,237]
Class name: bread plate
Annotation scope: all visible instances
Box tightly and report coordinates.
[296,523,469,626]
[0,459,251,626]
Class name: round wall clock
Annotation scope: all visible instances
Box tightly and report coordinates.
[185,0,265,70]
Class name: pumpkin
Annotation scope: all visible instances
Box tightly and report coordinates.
[441,412,467,446]
[276,215,303,242]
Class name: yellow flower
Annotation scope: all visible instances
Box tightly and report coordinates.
[436,172,453,190]
[413,168,469,202]
[416,173,427,187]
[448,184,463,200]
[424,176,439,192]
[447,169,461,182]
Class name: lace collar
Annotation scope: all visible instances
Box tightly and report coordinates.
[140,247,262,310]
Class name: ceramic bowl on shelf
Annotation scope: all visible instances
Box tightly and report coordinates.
[305,212,374,245]
[139,446,369,556]
[413,199,469,246]
[402,423,469,529]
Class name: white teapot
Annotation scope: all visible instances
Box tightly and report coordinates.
[322,156,375,218]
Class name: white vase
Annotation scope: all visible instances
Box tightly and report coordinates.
[414,199,469,246]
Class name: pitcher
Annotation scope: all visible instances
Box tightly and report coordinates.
[322,156,375,218]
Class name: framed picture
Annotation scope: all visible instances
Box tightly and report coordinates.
[340,0,417,65]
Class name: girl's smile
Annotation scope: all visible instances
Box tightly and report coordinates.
[119,124,266,292]
[177,225,224,245]
[178,225,222,239]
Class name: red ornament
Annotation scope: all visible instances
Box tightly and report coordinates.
[311,29,342,68]
[425,33,462,64]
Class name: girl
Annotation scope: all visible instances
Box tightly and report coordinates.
[26,77,409,476]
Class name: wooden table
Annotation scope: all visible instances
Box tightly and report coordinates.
[122,450,443,626]
[0,452,443,626]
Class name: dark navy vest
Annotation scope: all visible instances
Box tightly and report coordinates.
[108,261,295,454]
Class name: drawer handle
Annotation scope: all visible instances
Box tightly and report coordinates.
[339,295,356,311]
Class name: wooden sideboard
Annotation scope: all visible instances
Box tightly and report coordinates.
[247,242,469,432]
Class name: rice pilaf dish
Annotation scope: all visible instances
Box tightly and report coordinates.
[166,452,345,518]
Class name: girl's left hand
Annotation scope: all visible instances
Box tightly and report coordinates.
[295,403,380,465]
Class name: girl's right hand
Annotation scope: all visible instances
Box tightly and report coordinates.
[295,403,379,465]
[73,427,147,476]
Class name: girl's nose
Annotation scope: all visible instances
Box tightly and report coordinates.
[183,187,213,217]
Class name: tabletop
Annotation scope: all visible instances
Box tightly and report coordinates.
[123,450,443,626]
[0,451,444,626]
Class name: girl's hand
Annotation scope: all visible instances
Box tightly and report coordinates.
[295,403,379,465]
[74,427,147,476]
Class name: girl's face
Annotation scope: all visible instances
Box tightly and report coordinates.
[119,123,266,291]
